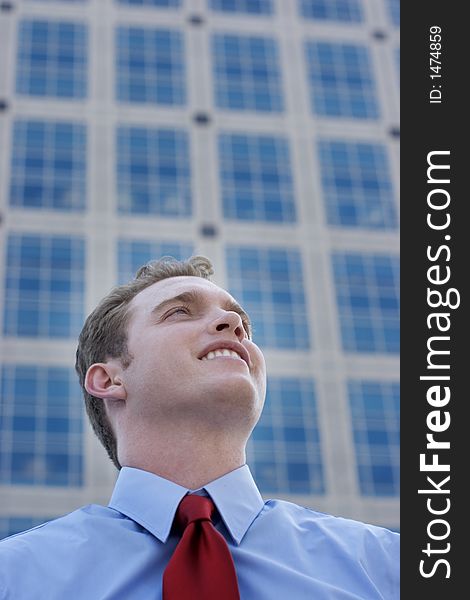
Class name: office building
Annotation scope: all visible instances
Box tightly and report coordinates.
[0,0,400,538]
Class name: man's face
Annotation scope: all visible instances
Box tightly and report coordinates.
[116,276,266,434]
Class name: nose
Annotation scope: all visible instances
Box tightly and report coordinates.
[209,309,246,342]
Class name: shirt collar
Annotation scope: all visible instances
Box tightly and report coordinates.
[108,464,264,546]
[204,464,265,545]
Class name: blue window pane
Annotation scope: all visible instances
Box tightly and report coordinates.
[209,0,273,14]
[12,416,36,432]
[9,453,36,484]
[349,380,399,496]
[9,120,86,211]
[318,140,397,229]
[16,19,87,99]
[46,454,80,485]
[383,327,399,353]
[253,460,279,490]
[248,378,324,495]
[333,252,399,354]
[299,0,363,22]
[117,240,194,284]
[226,246,310,349]
[283,426,307,443]
[46,417,69,433]
[213,34,283,112]
[116,127,191,216]
[116,26,185,105]
[287,463,311,494]
[251,425,274,442]
[305,41,378,119]
[0,365,83,487]
[0,517,51,541]
[385,0,399,27]
[3,233,85,338]
[219,133,296,223]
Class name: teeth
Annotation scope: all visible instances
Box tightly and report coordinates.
[201,349,242,361]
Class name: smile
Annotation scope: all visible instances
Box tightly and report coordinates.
[201,349,243,361]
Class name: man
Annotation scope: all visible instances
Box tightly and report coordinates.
[0,255,399,599]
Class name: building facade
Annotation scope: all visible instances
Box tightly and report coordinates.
[0,0,400,538]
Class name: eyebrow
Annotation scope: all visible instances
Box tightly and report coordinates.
[151,289,252,335]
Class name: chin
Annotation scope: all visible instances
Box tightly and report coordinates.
[208,371,260,399]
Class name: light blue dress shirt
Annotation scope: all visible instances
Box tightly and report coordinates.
[0,465,399,599]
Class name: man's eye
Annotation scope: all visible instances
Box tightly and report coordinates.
[166,306,190,317]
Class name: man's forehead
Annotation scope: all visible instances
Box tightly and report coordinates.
[132,276,237,308]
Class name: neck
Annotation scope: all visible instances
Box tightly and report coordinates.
[118,423,248,490]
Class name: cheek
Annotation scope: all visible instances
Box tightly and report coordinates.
[252,344,266,373]
[249,345,267,392]
[142,343,193,378]
[256,372,267,403]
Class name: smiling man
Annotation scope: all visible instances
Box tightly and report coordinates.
[0,255,399,600]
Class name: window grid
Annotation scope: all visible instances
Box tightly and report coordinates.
[248,378,324,495]
[348,380,399,496]
[305,41,379,119]
[118,240,194,284]
[318,139,396,229]
[3,234,85,338]
[0,365,83,487]
[10,119,86,212]
[0,517,50,541]
[16,19,87,99]
[219,133,296,223]
[226,246,310,349]
[332,252,399,353]
[213,34,283,112]
[116,26,185,105]
[209,0,273,14]
[385,0,399,27]
[116,126,191,216]
[299,0,363,22]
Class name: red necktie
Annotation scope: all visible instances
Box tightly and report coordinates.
[163,494,241,600]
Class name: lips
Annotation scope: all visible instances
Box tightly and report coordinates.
[198,340,251,367]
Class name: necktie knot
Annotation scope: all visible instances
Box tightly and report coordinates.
[164,493,240,600]
[175,494,215,531]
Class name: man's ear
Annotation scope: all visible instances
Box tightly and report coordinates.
[84,362,127,401]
